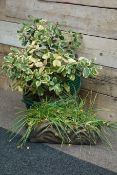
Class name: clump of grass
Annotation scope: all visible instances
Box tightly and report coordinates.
[10,96,117,147]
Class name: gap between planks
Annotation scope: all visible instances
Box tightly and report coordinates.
[39,0,117,9]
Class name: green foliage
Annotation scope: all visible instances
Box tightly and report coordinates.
[10,97,117,147]
[3,18,101,97]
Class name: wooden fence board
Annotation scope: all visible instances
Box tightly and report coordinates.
[79,35,117,68]
[0,0,6,19]
[80,90,117,122]
[0,21,22,47]
[96,67,117,85]
[0,44,11,54]
[0,21,117,68]
[43,0,117,8]
[81,78,117,97]
[6,0,117,39]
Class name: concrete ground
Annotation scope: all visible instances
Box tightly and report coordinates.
[0,89,117,173]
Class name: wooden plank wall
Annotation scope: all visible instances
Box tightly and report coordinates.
[0,0,117,121]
